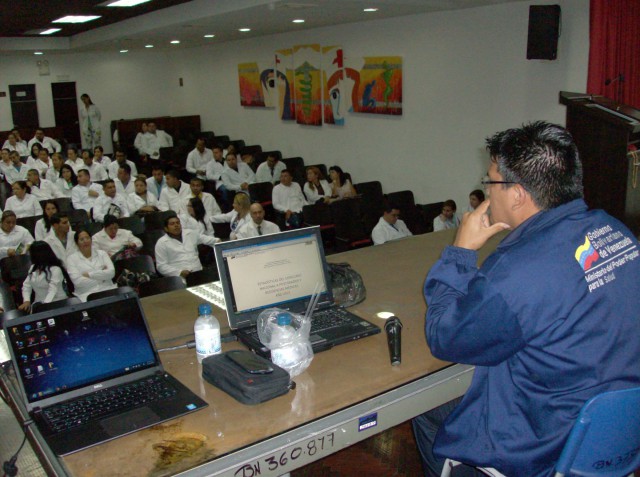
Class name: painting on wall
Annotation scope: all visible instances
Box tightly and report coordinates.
[237,62,266,107]
[293,44,322,126]
[355,56,403,115]
[274,48,295,120]
[323,45,346,125]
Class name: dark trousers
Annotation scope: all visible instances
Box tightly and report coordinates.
[412,397,483,477]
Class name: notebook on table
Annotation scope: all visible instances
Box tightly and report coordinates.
[2,292,207,456]
[213,226,380,357]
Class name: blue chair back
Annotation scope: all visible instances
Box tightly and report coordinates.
[555,386,640,476]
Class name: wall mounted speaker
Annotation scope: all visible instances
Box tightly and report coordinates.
[527,5,561,60]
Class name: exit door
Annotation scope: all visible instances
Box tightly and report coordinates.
[51,82,80,145]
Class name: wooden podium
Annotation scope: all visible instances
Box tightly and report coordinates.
[560,91,640,234]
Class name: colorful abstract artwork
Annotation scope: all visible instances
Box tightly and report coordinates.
[274,49,295,120]
[322,45,345,125]
[293,44,322,126]
[355,56,403,115]
[237,62,266,107]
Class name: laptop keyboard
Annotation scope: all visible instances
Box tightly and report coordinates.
[244,307,355,341]
[42,375,177,433]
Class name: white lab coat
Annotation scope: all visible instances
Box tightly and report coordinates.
[158,181,191,213]
[92,194,131,222]
[255,161,286,184]
[71,184,103,212]
[67,249,116,301]
[371,217,413,245]
[0,225,34,259]
[44,230,78,268]
[272,182,307,213]
[5,194,43,218]
[186,148,213,178]
[92,229,142,257]
[155,229,219,277]
[235,220,280,239]
[22,267,68,304]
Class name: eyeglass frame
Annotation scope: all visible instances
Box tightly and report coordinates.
[481,179,519,189]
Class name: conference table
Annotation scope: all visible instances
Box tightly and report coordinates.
[1,228,504,477]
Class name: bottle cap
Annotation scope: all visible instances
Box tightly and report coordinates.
[199,303,212,315]
[276,312,292,326]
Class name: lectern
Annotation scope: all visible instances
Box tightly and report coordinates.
[560,92,640,235]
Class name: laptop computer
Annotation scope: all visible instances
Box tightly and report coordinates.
[2,292,208,456]
[213,226,380,357]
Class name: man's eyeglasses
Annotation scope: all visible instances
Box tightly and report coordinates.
[481,179,518,187]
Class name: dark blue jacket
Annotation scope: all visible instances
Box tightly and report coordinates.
[425,199,640,476]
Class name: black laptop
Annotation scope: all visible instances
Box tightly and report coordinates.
[213,226,380,357]
[2,293,207,455]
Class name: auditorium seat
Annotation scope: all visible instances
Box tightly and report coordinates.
[419,202,445,233]
[386,190,427,235]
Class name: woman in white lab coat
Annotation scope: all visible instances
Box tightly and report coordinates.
[67,230,116,301]
[79,93,102,150]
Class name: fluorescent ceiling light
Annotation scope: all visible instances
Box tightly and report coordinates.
[106,0,152,6]
[40,28,61,35]
[145,44,154,48]
[363,8,379,12]
[204,34,215,38]
[170,40,180,44]
[53,15,101,23]
[292,19,305,23]
[120,49,129,53]
[34,52,44,55]
[238,28,251,32]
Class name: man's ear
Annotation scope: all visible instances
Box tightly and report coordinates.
[510,184,529,211]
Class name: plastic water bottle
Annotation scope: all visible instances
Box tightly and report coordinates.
[194,303,221,363]
[257,310,313,377]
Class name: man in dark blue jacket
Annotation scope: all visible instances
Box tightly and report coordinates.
[413,121,640,477]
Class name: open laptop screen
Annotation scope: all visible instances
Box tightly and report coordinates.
[5,296,157,405]
[215,227,330,328]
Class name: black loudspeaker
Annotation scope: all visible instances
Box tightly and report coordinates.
[527,5,561,60]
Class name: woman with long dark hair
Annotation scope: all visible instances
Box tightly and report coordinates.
[181,197,215,236]
[56,164,78,198]
[329,165,356,199]
[19,241,74,311]
[34,200,59,240]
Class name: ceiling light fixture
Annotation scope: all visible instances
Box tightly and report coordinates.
[40,28,62,35]
[363,8,379,12]
[120,49,129,53]
[34,51,44,55]
[238,28,251,32]
[170,40,180,44]
[292,19,305,23]
[105,0,152,6]
[204,34,215,38]
[145,44,154,48]
[53,15,101,23]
